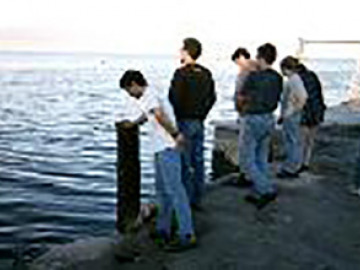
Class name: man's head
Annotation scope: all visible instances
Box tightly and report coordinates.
[119,70,148,99]
[280,56,300,76]
[231,47,251,69]
[180,37,202,65]
[256,43,277,69]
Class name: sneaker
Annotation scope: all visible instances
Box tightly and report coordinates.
[151,230,171,247]
[276,170,299,179]
[191,203,204,212]
[245,192,277,209]
[350,187,360,197]
[237,173,253,188]
[165,234,197,252]
[297,164,310,174]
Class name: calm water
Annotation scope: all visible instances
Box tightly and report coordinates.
[0,51,356,266]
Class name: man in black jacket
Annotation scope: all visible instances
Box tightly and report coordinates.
[169,38,216,208]
[297,63,326,172]
[239,43,283,209]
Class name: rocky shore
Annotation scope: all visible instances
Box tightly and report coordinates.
[26,101,360,270]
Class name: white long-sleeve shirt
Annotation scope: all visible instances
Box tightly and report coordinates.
[281,73,308,118]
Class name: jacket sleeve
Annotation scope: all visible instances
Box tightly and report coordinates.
[202,75,216,118]
[313,72,326,110]
[168,69,183,115]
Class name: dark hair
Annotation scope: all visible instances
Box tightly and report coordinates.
[280,56,300,71]
[119,70,148,89]
[231,47,251,62]
[183,37,202,60]
[296,63,307,72]
[257,43,277,65]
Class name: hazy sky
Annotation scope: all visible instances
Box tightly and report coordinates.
[0,0,359,55]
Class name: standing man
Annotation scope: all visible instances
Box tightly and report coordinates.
[231,47,258,186]
[277,56,308,178]
[119,70,196,250]
[239,43,283,209]
[169,38,216,209]
[297,63,326,172]
[232,47,259,112]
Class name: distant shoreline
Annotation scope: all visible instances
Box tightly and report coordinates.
[0,50,174,58]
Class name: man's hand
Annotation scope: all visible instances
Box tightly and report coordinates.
[174,133,186,150]
[236,94,248,113]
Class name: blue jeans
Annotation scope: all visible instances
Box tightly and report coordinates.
[155,148,194,238]
[239,113,275,195]
[177,120,205,205]
[238,116,246,174]
[280,112,302,174]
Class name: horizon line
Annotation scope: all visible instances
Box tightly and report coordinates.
[0,49,175,57]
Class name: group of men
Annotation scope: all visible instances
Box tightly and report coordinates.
[119,38,214,251]
[118,37,327,251]
[232,44,326,208]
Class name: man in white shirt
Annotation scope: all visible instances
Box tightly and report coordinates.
[118,70,196,251]
[277,56,308,178]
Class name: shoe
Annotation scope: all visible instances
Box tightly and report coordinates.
[350,187,360,197]
[297,165,310,174]
[191,203,204,212]
[237,173,253,188]
[165,234,197,252]
[245,192,277,209]
[276,170,299,179]
[151,230,171,247]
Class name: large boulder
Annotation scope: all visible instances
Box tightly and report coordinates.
[212,101,360,179]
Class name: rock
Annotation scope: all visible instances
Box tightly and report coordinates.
[28,101,360,270]
[29,237,118,270]
[212,102,360,179]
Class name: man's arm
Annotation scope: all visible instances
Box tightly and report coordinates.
[290,75,308,110]
[153,107,184,148]
[201,74,216,117]
[238,73,254,112]
[168,70,183,113]
[119,113,147,129]
[153,108,179,138]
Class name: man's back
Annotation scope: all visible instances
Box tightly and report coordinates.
[241,69,283,115]
[169,64,216,121]
[297,66,326,125]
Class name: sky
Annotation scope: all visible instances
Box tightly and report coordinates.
[0,0,360,56]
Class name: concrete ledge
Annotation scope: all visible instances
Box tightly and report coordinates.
[211,102,360,178]
[28,101,360,270]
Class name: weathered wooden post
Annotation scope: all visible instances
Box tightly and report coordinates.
[115,122,141,233]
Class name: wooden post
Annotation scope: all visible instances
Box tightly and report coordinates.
[115,122,141,233]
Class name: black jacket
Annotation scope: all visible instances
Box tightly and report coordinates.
[169,64,216,121]
[241,69,283,115]
[297,65,326,126]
